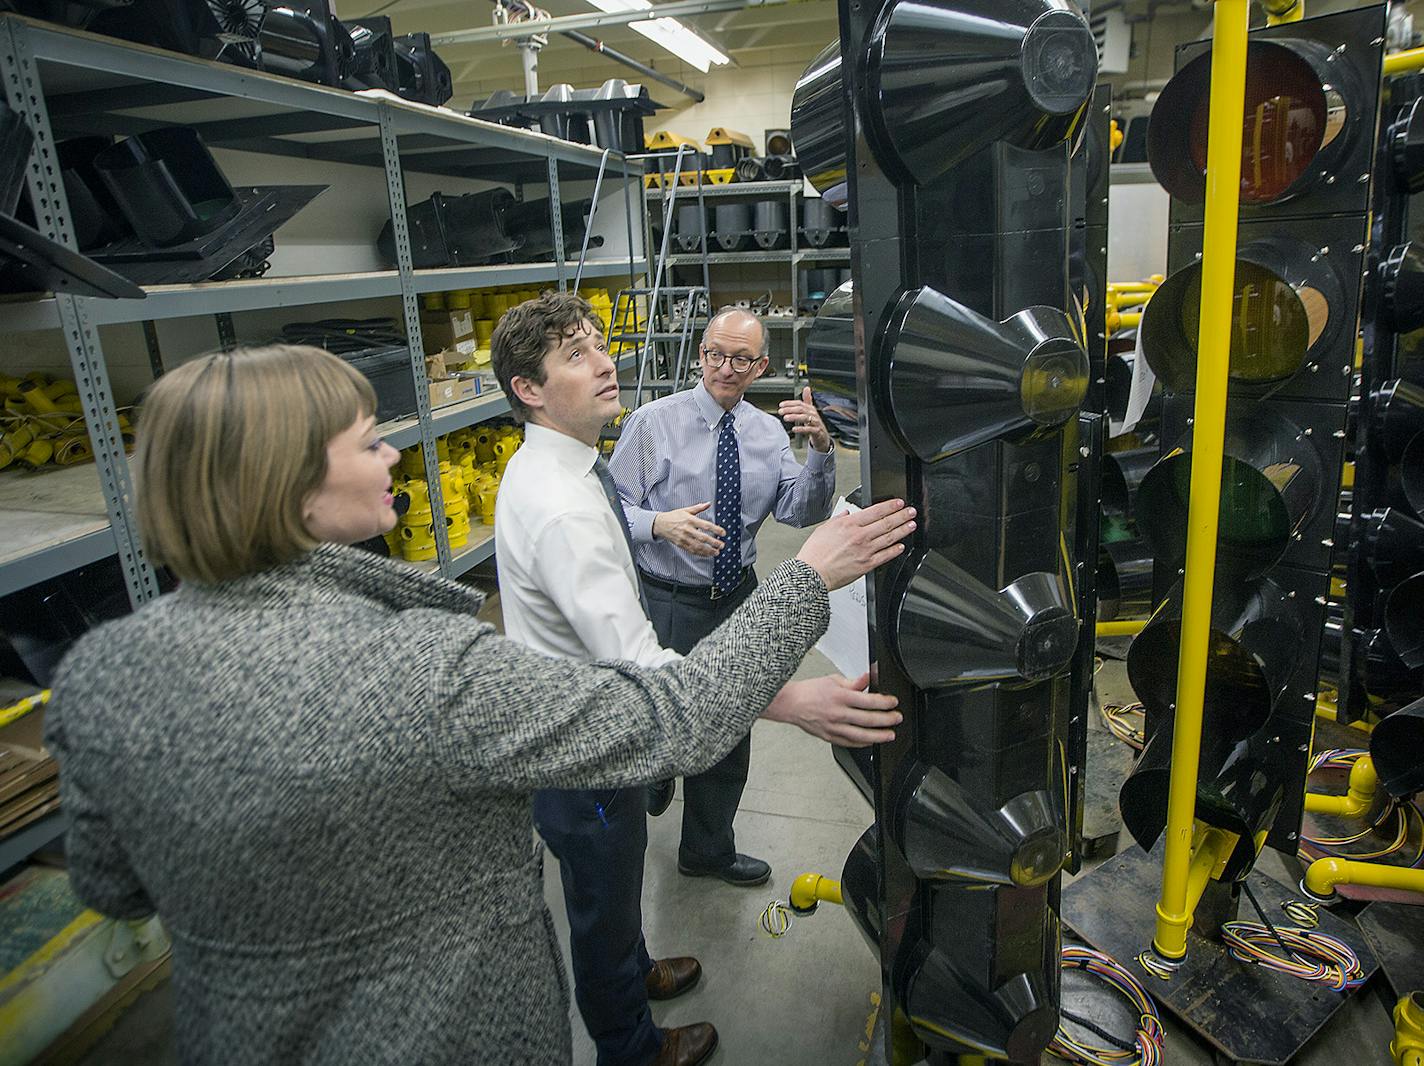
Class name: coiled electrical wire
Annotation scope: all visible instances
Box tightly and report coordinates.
[1280,899,1320,929]
[1100,701,1146,751]
[758,900,793,938]
[1049,947,1166,1066]
[1220,924,1366,991]
[1220,880,1367,992]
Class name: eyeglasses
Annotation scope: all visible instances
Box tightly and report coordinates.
[701,346,761,374]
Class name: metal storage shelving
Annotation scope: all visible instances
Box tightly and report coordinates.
[0,14,648,608]
[642,177,849,392]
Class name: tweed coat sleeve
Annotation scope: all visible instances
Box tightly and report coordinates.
[422,558,830,792]
[41,709,155,919]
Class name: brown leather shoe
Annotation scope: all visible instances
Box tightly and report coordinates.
[651,1023,718,1066]
[645,956,702,1000]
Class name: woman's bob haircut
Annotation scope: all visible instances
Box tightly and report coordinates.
[136,344,376,584]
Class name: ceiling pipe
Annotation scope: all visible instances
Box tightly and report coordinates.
[562,30,706,102]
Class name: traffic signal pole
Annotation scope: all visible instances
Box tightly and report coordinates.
[1152,0,1249,964]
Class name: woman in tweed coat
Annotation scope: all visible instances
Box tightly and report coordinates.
[43,345,914,1065]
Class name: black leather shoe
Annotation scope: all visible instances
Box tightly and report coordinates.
[652,1023,718,1066]
[677,853,771,887]
[645,956,701,1000]
[647,779,676,817]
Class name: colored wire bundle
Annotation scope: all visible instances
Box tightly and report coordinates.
[1280,899,1320,928]
[1301,748,1424,866]
[1134,952,1175,982]
[1220,881,1366,992]
[1100,701,1146,751]
[1220,923,1366,991]
[1050,947,1166,1066]
[758,899,793,938]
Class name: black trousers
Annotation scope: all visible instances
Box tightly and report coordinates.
[643,571,759,866]
[532,786,661,1066]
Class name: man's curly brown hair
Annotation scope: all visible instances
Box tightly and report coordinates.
[490,291,599,422]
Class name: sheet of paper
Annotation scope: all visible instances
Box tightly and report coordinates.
[815,497,871,678]
[1115,326,1157,437]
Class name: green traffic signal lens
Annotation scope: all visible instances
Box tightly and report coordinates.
[1156,453,1292,575]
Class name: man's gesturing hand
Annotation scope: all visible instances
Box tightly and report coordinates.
[796,497,916,590]
[652,502,726,558]
[763,672,900,747]
[779,387,831,453]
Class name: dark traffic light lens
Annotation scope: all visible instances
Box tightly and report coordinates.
[1187,46,1331,203]
[1154,454,1292,573]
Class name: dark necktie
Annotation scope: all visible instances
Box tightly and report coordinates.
[712,410,743,595]
[593,456,650,614]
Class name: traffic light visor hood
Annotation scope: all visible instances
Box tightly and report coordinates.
[862,0,1096,187]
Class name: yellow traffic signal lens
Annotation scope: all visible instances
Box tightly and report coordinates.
[1176,262,1316,383]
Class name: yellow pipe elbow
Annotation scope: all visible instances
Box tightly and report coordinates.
[1304,755,1378,819]
[1396,992,1424,1066]
[1304,856,1424,901]
[1262,0,1303,25]
[789,872,843,914]
[1097,618,1148,638]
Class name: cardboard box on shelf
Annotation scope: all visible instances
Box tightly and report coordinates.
[420,307,476,358]
[429,374,480,409]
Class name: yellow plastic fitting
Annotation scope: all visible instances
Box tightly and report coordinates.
[1304,857,1424,901]
[1395,992,1424,1066]
[1262,0,1303,25]
[788,872,843,914]
[1304,755,1378,819]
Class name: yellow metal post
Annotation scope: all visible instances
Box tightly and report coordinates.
[1152,0,1249,963]
[1385,48,1424,77]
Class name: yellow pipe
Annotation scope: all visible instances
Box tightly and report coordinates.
[1304,856,1424,900]
[1303,755,1377,819]
[0,689,49,729]
[1261,0,1302,25]
[1385,48,1424,77]
[1109,291,1155,309]
[789,872,843,913]
[1153,0,1249,964]
[1395,992,1424,1066]
[1097,619,1148,638]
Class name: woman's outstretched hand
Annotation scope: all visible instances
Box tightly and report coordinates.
[796,498,916,591]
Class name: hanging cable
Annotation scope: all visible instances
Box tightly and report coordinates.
[758,900,794,938]
[1050,946,1167,1066]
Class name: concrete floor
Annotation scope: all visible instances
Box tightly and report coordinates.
[74,440,1400,1065]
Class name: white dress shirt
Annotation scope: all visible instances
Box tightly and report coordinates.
[495,422,680,668]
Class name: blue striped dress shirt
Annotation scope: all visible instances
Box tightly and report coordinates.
[609,381,837,585]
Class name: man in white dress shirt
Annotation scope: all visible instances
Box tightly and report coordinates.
[491,292,900,1066]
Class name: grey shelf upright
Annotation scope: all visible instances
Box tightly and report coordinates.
[0,14,647,607]
[642,177,849,392]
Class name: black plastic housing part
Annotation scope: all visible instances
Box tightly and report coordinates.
[811,0,1098,1059]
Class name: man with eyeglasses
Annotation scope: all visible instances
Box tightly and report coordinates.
[609,306,836,888]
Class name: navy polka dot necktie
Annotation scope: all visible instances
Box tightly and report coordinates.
[713,410,742,595]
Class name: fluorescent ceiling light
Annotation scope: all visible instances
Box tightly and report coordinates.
[586,0,731,73]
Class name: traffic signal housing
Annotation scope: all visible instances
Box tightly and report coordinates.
[793,1,1098,1059]
[1120,6,1386,872]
